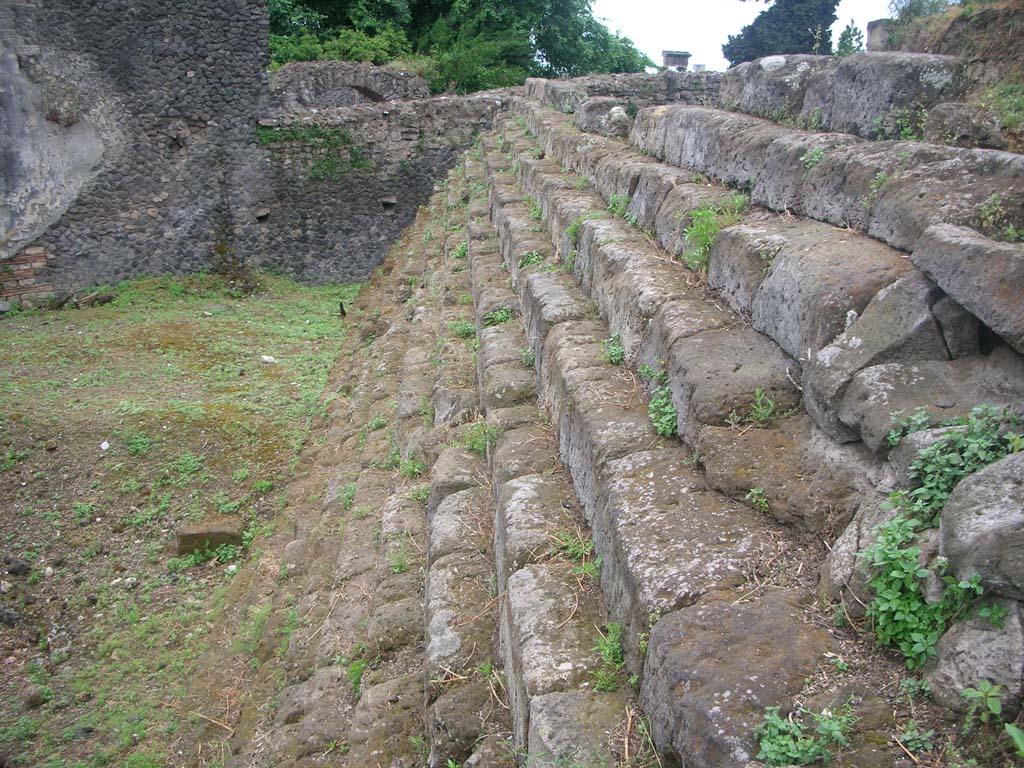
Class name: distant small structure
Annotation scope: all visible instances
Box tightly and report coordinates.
[866,19,896,51]
[662,51,691,72]
[692,64,706,73]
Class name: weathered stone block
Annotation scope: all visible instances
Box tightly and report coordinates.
[640,591,833,767]
[175,515,243,555]
[912,224,1024,356]
[941,451,1024,601]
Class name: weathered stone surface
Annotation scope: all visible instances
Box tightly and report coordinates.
[574,96,632,138]
[941,451,1024,600]
[721,55,834,122]
[927,598,1024,716]
[429,488,490,566]
[520,272,591,369]
[666,326,801,443]
[175,515,243,555]
[495,474,573,591]
[433,385,478,428]
[501,562,605,747]
[749,221,912,362]
[527,690,627,767]
[480,360,536,412]
[636,296,735,377]
[368,597,422,653]
[931,295,981,359]
[806,52,965,138]
[428,447,482,517]
[640,591,833,767]
[465,734,516,767]
[707,223,787,317]
[804,272,948,442]
[696,415,868,533]
[912,224,1024,356]
[491,426,558,487]
[270,60,429,112]
[629,103,1024,253]
[925,101,1009,150]
[526,70,721,115]
[347,674,423,765]
[542,344,659,522]
[598,449,766,669]
[428,681,494,767]
[839,347,1024,453]
[426,552,493,679]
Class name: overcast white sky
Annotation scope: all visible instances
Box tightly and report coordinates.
[591,0,894,72]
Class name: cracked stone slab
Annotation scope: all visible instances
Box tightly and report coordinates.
[597,449,767,669]
[501,562,606,746]
[838,347,1024,453]
[495,473,576,591]
[912,223,1024,356]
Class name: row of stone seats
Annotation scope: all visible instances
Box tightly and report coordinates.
[507,80,1024,725]
[475,126,854,765]
[510,96,1024,458]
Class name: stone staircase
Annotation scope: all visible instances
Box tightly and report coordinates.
[414,66,1023,765]
[157,54,1024,768]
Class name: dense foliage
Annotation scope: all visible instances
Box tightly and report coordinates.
[722,0,839,67]
[268,0,653,93]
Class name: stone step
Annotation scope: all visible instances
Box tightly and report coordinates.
[626,103,1024,254]
[505,100,918,365]
[500,104,1024,469]
[720,52,969,143]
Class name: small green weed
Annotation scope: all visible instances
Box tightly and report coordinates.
[682,194,748,272]
[483,307,513,326]
[339,481,357,512]
[453,241,468,260]
[448,318,476,339]
[863,170,889,210]
[608,194,631,218]
[601,335,625,366]
[745,487,770,515]
[978,193,1024,242]
[592,623,625,692]
[898,720,935,754]
[462,420,503,456]
[408,484,430,503]
[648,387,677,438]
[962,680,1003,729]
[754,700,857,766]
[399,454,426,478]
[520,347,536,367]
[518,250,545,269]
[800,146,826,176]
[388,541,410,574]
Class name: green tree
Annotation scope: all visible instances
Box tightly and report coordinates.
[835,19,864,56]
[268,0,653,92]
[722,0,839,67]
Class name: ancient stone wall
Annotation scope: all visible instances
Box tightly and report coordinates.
[269,61,430,112]
[236,95,507,283]
[0,1,504,299]
[1,0,268,298]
